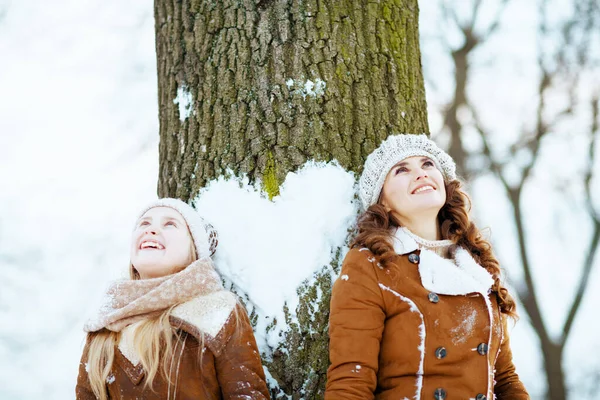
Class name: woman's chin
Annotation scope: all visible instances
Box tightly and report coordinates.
[410,201,444,215]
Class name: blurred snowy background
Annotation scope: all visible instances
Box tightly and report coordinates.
[0,1,159,398]
[0,0,599,399]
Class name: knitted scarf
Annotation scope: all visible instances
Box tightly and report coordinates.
[84,259,223,333]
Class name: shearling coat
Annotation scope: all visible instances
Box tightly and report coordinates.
[325,228,529,400]
[76,292,270,399]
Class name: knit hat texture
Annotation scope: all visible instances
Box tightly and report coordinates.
[136,198,218,259]
[358,134,456,209]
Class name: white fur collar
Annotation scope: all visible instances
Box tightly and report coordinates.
[171,290,237,338]
[391,227,420,254]
[118,321,142,365]
[392,228,494,295]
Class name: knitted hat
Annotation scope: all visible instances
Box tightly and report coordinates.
[358,134,456,209]
[136,198,218,259]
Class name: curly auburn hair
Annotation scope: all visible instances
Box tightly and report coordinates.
[351,179,517,318]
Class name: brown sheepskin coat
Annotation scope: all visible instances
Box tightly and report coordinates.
[76,293,270,400]
[325,228,529,400]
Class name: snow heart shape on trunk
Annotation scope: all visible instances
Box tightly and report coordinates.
[193,161,358,350]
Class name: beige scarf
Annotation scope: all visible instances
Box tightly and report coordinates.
[84,259,223,332]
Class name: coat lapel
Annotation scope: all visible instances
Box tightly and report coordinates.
[115,347,145,385]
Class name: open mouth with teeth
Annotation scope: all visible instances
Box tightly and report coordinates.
[140,241,165,250]
[412,185,435,194]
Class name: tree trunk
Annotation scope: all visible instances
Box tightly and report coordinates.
[540,339,566,400]
[154,0,428,397]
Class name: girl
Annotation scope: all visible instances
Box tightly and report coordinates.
[325,134,529,399]
[76,198,270,399]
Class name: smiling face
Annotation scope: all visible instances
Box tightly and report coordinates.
[130,206,195,279]
[380,156,447,225]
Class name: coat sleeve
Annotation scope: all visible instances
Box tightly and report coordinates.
[325,249,386,399]
[494,315,530,399]
[216,304,270,399]
[75,335,99,400]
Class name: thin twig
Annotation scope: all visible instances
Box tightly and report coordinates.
[562,95,600,343]
[483,0,511,39]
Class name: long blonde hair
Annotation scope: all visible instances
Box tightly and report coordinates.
[85,236,197,399]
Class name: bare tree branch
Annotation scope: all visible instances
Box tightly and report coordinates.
[585,95,600,219]
[435,0,599,397]
[441,0,462,32]
[468,102,551,344]
[440,0,515,179]
[482,0,511,39]
[468,106,505,178]
[562,94,600,343]
[468,0,484,32]
[442,23,481,178]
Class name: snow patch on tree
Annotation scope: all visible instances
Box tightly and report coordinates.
[193,161,358,352]
[173,84,193,122]
[286,78,327,99]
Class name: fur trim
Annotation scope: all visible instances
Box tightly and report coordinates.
[379,283,425,399]
[391,228,420,255]
[392,228,494,295]
[171,291,237,339]
[118,321,142,366]
[480,292,495,397]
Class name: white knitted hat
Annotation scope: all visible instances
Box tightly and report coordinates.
[358,134,456,209]
[136,198,218,259]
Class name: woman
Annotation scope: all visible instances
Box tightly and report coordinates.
[325,134,529,400]
[76,198,270,399]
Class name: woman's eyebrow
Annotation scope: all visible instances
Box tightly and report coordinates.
[391,157,432,169]
[392,160,409,168]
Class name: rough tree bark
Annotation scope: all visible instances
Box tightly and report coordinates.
[154,0,429,397]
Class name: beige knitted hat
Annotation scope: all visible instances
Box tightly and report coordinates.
[358,134,456,209]
[136,198,218,259]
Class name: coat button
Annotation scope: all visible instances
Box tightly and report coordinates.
[434,388,447,399]
[477,343,489,355]
[435,347,447,359]
[476,394,487,400]
[428,292,439,303]
[408,253,420,264]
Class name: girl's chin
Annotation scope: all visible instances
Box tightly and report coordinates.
[136,268,175,279]
[133,253,166,264]
[133,262,172,277]
[134,261,189,279]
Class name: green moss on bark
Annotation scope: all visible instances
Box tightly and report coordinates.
[263,150,280,199]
